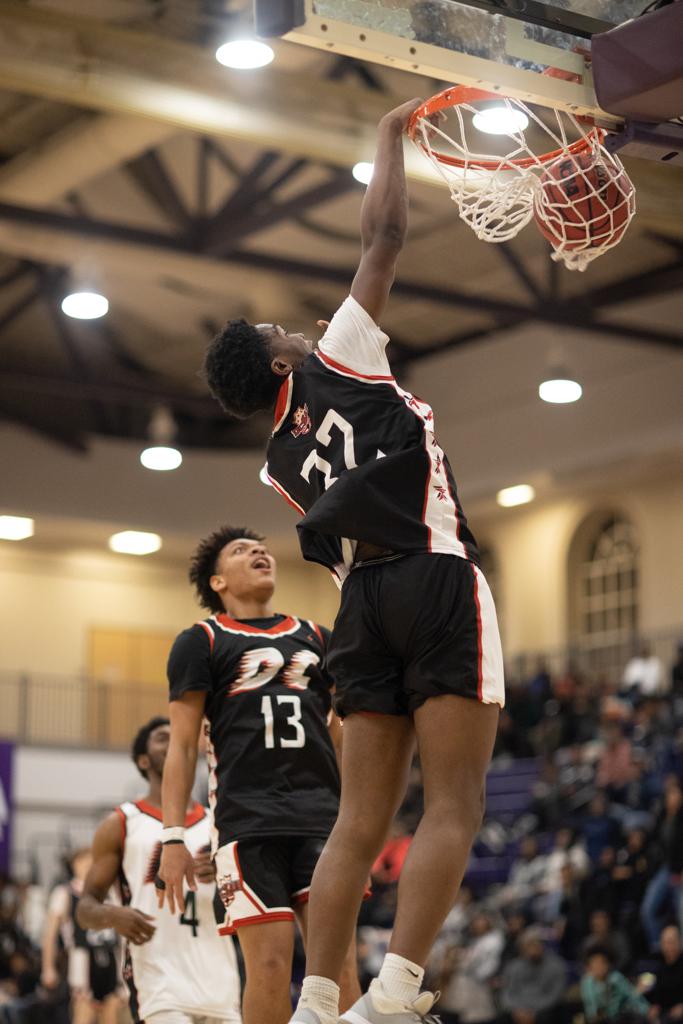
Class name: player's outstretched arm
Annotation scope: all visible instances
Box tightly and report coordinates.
[77,813,156,945]
[350,98,423,324]
[158,690,205,913]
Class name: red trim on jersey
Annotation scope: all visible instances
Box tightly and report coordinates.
[272,375,293,433]
[316,348,394,382]
[134,800,205,828]
[470,564,484,702]
[114,806,127,847]
[197,620,215,652]
[215,614,298,636]
[267,473,306,515]
[219,910,295,935]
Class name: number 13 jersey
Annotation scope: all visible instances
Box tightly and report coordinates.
[265,295,480,583]
[167,614,340,848]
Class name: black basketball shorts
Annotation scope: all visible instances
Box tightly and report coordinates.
[328,553,505,718]
[214,835,325,934]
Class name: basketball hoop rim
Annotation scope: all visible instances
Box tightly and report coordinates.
[407,86,604,171]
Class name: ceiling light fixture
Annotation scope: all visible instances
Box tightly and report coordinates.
[496,484,536,508]
[539,377,583,404]
[108,531,162,556]
[140,406,182,471]
[215,39,274,69]
[473,106,529,136]
[140,446,183,471]
[61,291,109,320]
[352,162,374,185]
[0,515,34,541]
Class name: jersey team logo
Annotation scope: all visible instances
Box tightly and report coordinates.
[291,403,312,437]
[218,873,243,908]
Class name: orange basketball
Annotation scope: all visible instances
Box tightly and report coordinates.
[534,151,633,253]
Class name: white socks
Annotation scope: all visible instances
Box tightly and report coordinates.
[298,975,340,1021]
[377,952,424,1006]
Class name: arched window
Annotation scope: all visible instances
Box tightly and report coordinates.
[576,515,639,648]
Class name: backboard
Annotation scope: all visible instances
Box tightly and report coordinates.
[256,0,646,126]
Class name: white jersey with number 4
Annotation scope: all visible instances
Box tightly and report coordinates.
[116,800,241,1022]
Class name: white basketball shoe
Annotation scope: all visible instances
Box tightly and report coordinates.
[339,979,441,1023]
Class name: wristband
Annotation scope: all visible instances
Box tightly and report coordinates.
[161,826,185,844]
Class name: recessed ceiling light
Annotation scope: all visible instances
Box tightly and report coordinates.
[140,446,183,471]
[108,531,162,556]
[215,39,274,69]
[352,162,374,185]
[539,378,583,404]
[496,484,536,508]
[0,515,34,541]
[473,106,529,136]
[61,291,109,320]
[259,465,273,487]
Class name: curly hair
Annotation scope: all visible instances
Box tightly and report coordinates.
[131,716,170,779]
[189,525,265,613]
[204,318,281,419]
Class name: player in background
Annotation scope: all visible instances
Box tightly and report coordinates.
[200,99,505,1024]
[77,717,242,1024]
[158,526,360,1024]
[42,848,121,1024]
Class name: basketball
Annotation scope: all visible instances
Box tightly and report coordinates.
[533,150,634,255]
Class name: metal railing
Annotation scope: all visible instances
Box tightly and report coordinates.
[0,672,167,750]
[1,625,681,751]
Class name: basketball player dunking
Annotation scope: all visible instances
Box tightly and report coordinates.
[77,718,242,1024]
[195,99,505,1024]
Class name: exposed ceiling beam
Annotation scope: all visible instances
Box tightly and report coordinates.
[0,280,41,334]
[126,149,192,231]
[0,1,438,187]
[497,243,545,304]
[205,171,357,255]
[0,202,680,350]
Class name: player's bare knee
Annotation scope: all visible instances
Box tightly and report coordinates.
[245,945,292,981]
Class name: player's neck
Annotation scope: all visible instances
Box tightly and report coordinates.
[221,596,274,620]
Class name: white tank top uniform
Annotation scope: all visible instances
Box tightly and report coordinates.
[116,800,241,1023]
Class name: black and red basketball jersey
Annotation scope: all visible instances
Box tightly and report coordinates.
[167,613,340,847]
[265,296,479,582]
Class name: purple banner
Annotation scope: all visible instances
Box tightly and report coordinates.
[0,742,13,873]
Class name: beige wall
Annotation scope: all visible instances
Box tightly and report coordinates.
[0,546,340,678]
[475,472,683,658]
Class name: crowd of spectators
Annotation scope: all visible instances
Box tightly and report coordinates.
[3,644,683,1023]
[359,644,683,1024]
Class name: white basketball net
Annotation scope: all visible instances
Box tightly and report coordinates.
[412,96,636,271]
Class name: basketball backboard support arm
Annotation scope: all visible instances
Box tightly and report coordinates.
[255,0,622,126]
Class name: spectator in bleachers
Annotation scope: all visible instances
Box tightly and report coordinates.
[435,912,503,1024]
[613,828,652,914]
[371,819,412,888]
[646,925,683,1023]
[642,780,683,951]
[552,863,587,960]
[582,794,622,864]
[580,846,621,920]
[498,909,529,972]
[581,909,632,974]
[597,723,636,801]
[540,827,589,893]
[497,837,548,911]
[622,643,665,701]
[580,943,650,1023]
[497,927,567,1024]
